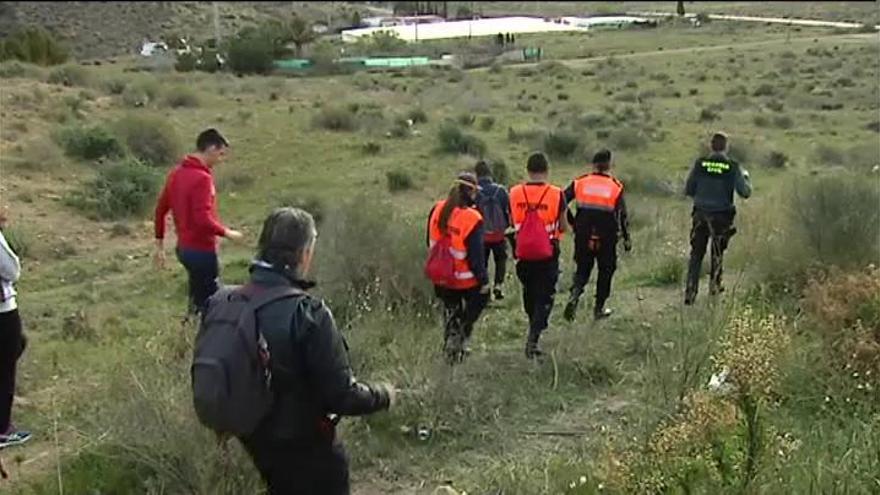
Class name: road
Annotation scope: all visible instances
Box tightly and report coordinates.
[629,11,880,30]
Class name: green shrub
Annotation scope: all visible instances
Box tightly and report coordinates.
[163,86,200,108]
[786,173,880,269]
[227,31,275,75]
[0,26,68,65]
[457,113,476,127]
[764,151,789,168]
[814,143,845,165]
[437,123,487,156]
[174,52,198,72]
[362,141,382,155]
[753,114,770,127]
[640,256,685,287]
[579,112,609,128]
[70,158,162,219]
[114,115,182,167]
[609,128,647,151]
[386,169,414,192]
[312,105,358,132]
[46,64,91,87]
[699,106,720,122]
[773,115,794,129]
[753,83,776,97]
[542,130,583,160]
[0,60,45,79]
[55,124,126,161]
[101,78,128,95]
[2,225,30,259]
[479,115,496,131]
[489,157,511,186]
[121,78,161,107]
[406,107,428,124]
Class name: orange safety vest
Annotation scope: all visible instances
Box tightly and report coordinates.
[509,183,564,240]
[572,173,623,212]
[428,200,483,290]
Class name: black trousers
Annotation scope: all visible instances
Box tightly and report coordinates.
[571,234,617,308]
[483,240,508,287]
[0,309,24,433]
[242,437,350,495]
[176,248,220,316]
[516,254,560,338]
[686,210,736,298]
[434,286,488,342]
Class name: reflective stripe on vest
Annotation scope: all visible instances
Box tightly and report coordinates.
[428,200,483,289]
[509,183,564,240]
[574,174,623,212]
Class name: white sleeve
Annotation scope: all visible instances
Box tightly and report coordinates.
[0,231,21,283]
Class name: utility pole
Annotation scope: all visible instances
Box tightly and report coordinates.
[213,2,221,44]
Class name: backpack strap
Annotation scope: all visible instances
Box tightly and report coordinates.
[235,285,306,361]
[523,184,551,212]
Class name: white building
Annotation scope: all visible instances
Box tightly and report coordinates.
[341,16,587,42]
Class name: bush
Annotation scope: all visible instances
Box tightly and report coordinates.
[753,114,770,127]
[407,107,428,124]
[114,115,182,167]
[121,78,161,107]
[386,169,414,192]
[437,123,487,156]
[814,144,845,165]
[174,52,198,72]
[0,60,45,79]
[312,105,358,132]
[70,158,162,219]
[457,113,476,127]
[227,32,275,75]
[101,78,128,95]
[47,64,91,87]
[362,141,382,155]
[55,124,126,161]
[786,173,880,269]
[163,86,200,108]
[542,130,583,160]
[640,256,685,287]
[773,115,794,129]
[699,106,720,122]
[609,128,647,151]
[753,83,776,97]
[12,135,65,171]
[0,26,68,66]
[764,151,789,168]
[479,115,496,131]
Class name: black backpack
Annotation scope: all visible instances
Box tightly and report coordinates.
[191,284,303,437]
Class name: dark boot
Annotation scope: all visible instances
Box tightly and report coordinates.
[563,288,582,322]
[593,301,612,320]
[524,331,543,359]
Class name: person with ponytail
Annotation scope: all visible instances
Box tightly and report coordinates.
[426,172,489,364]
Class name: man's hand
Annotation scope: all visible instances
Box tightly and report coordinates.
[224,228,244,242]
[623,238,633,253]
[154,239,166,270]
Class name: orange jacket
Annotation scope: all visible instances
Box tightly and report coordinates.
[571,173,623,212]
[428,200,484,290]
[509,183,565,240]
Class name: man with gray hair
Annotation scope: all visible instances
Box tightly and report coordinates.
[232,207,395,494]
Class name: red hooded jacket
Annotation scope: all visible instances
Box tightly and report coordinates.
[154,155,227,252]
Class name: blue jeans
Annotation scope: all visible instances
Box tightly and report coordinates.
[176,248,219,316]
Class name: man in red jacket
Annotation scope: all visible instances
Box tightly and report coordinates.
[154,128,243,316]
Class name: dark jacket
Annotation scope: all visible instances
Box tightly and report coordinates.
[563,173,631,242]
[425,203,489,287]
[685,152,752,213]
[476,177,511,231]
[247,262,389,443]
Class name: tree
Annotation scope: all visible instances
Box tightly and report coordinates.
[289,15,317,57]
[351,10,362,27]
[677,1,686,17]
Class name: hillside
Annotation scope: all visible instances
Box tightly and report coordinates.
[0,9,878,495]
[0,1,367,59]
